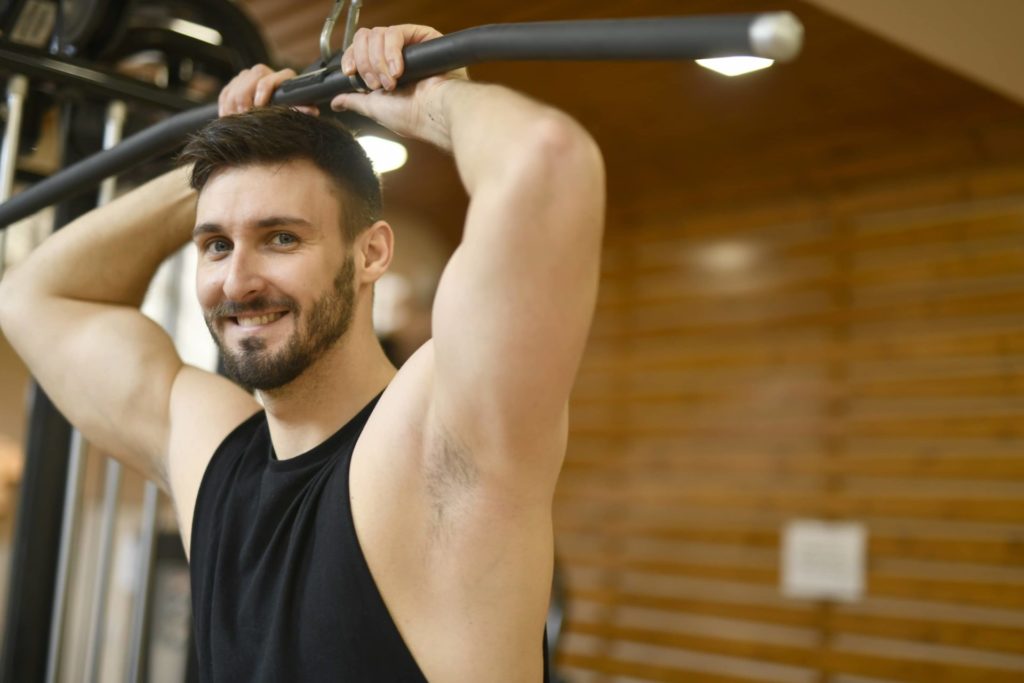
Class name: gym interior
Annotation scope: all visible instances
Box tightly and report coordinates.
[1,1,1022,681]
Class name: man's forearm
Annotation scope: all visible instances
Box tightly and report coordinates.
[0,164,195,311]
[425,79,599,199]
[0,163,199,484]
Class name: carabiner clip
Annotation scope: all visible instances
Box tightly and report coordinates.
[320,0,364,66]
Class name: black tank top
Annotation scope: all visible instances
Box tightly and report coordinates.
[189,394,428,681]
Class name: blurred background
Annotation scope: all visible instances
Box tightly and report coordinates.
[1,0,1023,681]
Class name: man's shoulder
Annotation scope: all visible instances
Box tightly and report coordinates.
[167,364,261,557]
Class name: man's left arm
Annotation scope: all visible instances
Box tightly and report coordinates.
[430,81,605,491]
[334,27,606,493]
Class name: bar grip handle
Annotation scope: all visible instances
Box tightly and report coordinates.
[0,12,802,228]
[275,13,803,104]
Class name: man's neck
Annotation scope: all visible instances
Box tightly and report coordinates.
[257,328,396,460]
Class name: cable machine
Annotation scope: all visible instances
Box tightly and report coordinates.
[0,2,803,681]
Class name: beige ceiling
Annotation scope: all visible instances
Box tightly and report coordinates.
[804,0,1024,105]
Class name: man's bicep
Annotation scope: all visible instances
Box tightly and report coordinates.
[431,148,604,453]
[7,298,186,486]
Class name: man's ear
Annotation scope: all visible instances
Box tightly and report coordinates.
[356,220,394,283]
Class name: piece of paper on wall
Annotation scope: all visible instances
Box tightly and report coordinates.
[781,519,866,602]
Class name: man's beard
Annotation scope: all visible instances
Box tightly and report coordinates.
[205,257,356,392]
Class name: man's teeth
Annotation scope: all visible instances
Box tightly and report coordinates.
[236,312,284,327]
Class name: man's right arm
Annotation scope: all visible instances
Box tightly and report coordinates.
[0,166,258,494]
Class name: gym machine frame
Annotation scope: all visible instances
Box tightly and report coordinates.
[0,8,803,683]
[0,12,803,228]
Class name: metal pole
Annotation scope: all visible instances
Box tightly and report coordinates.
[97,102,126,205]
[125,482,159,683]
[43,430,87,683]
[0,74,28,278]
[77,100,126,683]
[82,459,121,683]
[0,76,28,196]
[0,98,104,683]
[44,97,127,683]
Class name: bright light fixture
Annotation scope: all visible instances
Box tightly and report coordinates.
[357,135,408,173]
[167,18,223,46]
[696,56,774,77]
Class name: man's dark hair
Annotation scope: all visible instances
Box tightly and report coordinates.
[178,106,382,241]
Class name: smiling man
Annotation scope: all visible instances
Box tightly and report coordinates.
[0,24,604,682]
[190,146,365,394]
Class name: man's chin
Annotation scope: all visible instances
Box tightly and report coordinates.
[220,346,313,394]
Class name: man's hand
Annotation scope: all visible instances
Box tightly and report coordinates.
[218,64,319,117]
[330,25,469,149]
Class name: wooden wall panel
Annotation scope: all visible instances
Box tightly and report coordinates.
[230,3,1024,678]
[555,166,1024,681]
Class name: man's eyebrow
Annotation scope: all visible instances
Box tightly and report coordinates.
[254,216,313,229]
[192,222,222,238]
[191,216,313,238]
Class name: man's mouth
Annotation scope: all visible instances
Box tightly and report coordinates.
[232,311,288,328]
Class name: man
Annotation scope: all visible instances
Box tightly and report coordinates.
[0,24,604,681]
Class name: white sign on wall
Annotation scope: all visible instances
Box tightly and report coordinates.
[781,519,867,602]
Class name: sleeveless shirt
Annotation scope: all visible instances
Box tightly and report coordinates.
[189,394,428,681]
[189,394,552,681]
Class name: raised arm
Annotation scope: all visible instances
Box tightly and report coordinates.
[333,26,605,490]
[0,62,310,498]
[0,167,256,492]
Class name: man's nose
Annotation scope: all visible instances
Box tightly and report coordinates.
[221,248,266,301]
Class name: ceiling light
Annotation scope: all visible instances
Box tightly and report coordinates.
[696,56,774,77]
[357,135,408,173]
[166,18,223,46]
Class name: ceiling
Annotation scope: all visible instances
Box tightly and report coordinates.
[804,0,1024,106]
[233,0,1024,244]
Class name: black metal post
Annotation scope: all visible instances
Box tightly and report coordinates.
[0,99,104,683]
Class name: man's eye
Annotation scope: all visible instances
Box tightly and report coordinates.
[207,239,231,253]
[271,233,297,246]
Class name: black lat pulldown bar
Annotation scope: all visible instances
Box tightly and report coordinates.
[0,12,803,228]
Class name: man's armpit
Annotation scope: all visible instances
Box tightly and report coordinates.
[425,424,479,543]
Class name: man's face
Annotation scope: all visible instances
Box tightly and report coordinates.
[192,161,356,392]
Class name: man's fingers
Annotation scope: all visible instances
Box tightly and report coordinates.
[330,93,352,113]
[368,27,393,90]
[340,24,444,93]
[254,68,297,107]
[219,69,246,114]
[237,65,273,112]
[218,65,312,117]
[331,24,450,116]
[352,28,379,90]
[383,26,405,83]
[218,69,250,116]
[329,92,368,117]
[341,43,355,76]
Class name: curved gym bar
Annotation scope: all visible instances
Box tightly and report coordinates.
[0,12,803,229]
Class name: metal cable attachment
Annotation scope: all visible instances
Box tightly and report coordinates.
[342,0,363,52]
[319,0,347,65]
[320,0,365,64]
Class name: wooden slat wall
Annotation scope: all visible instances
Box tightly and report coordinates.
[554,167,1024,682]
